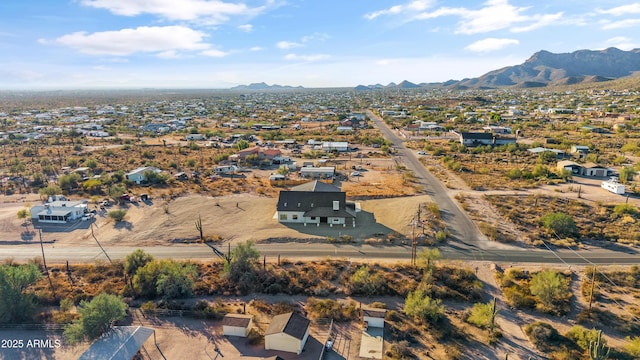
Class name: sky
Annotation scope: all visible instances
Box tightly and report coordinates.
[1,0,639,89]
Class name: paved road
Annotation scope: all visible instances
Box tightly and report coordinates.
[2,242,639,265]
[366,110,486,250]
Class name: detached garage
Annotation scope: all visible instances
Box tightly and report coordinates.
[265,312,310,354]
[222,314,253,337]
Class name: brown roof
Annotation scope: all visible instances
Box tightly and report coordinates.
[222,314,252,328]
[265,312,310,340]
[362,308,387,319]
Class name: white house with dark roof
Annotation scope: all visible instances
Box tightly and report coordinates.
[276,181,357,227]
[264,312,310,355]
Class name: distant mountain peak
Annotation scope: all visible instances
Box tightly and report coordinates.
[447,47,640,88]
[231,82,303,90]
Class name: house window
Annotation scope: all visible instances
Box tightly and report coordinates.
[292,214,298,220]
[279,214,287,220]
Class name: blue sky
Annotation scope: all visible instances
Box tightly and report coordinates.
[1,0,639,89]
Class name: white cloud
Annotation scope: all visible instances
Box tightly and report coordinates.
[201,49,229,57]
[157,50,182,59]
[365,0,434,20]
[600,18,640,30]
[605,36,639,50]
[368,0,565,34]
[54,26,210,56]
[598,3,640,16]
[465,38,519,53]
[250,46,264,51]
[92,65,111,71]
[80,0,270,24]
[284,53,330,62]
[301,32,330,43]
[276,41,303,49]
[238,24,253,32]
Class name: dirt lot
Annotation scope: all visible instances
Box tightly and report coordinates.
[0,192,432,247]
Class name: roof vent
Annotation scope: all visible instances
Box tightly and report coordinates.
[333,201,339,211]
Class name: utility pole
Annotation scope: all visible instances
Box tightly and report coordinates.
[588,265,597,314]
[39,229,56,300]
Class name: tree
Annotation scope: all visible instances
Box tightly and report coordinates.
[64,293,127,344]
[540,212,577,237]
[466,298,498,331]
[566,325,602,351]
[108,209,127,222]
[58,173,81,191]
[224,240,260,281]
[529,270,569,309]
[124,249,154,277]
[0,263,42,323]
[235,139,249,150]
[347,266,386,296]
[38,184,63,199]
[619,166,635,184]
[17,209,29,220]
[404,289,444,324]
[417,248,441,273]
[133,260,196,299]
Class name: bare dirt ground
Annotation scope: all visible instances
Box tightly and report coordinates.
[0,192,432,247]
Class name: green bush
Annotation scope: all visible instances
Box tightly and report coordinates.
[614,203,638,216]
[566,325,602,351]
[404,289,444,324]
[64,293,127,344]
[133,260,196,299]
[306,298,358,322]
[540,212,577,237]
[466,301,497,329]
[625,336,640,357]
[346,266,387,296]
[108,209,127,222]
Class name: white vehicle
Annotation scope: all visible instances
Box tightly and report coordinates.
[418,150,427,155]
[350,171,362,177]
[325,340,333,350]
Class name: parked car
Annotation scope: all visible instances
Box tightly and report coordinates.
[418,150,427,155]
[350,171,362,177]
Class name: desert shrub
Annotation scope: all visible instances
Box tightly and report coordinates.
[385,340,413,359]
[346,266,387,296]
[404,289,444,324]
[540,212,577,237]
[133,260,196,299]
[529,270,571,314]
[435,230,448,242]
[565,325,602,351]
[614,203,638,216]
[524,321,560,352]
[306,298,358,321]
[223,240,259,283]
[108,209,127,222]
[247,328,263,345]
[193,300,227,320]
[625,336,640,357]
[466,300,497,329]
[60,298,74,312]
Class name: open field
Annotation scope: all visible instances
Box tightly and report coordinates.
[0,192,433,247]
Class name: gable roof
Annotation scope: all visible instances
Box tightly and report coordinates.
[362,308,387,318]
[460,132,494,140]
[126,166,161,176]
[222,314,252,328]
[290,180,341,192]
[277,191,346,212]
[265,312,310,340]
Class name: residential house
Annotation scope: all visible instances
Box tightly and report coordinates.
[264,312,311,355]
[299,166,335,179]
[126,166,162,184]
[570,145,590,157]
[185,134,205,141]
[222,314,252,337]
[458,132,516,147]
[30,196,88,223]
[322,141,349,152]
[276,180,357,227]
[527,147,567,159]
[214,165,238,175]
[556,161,612,177]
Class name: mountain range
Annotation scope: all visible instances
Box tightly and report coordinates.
[355,47,640,90]
[230,82,304,90]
